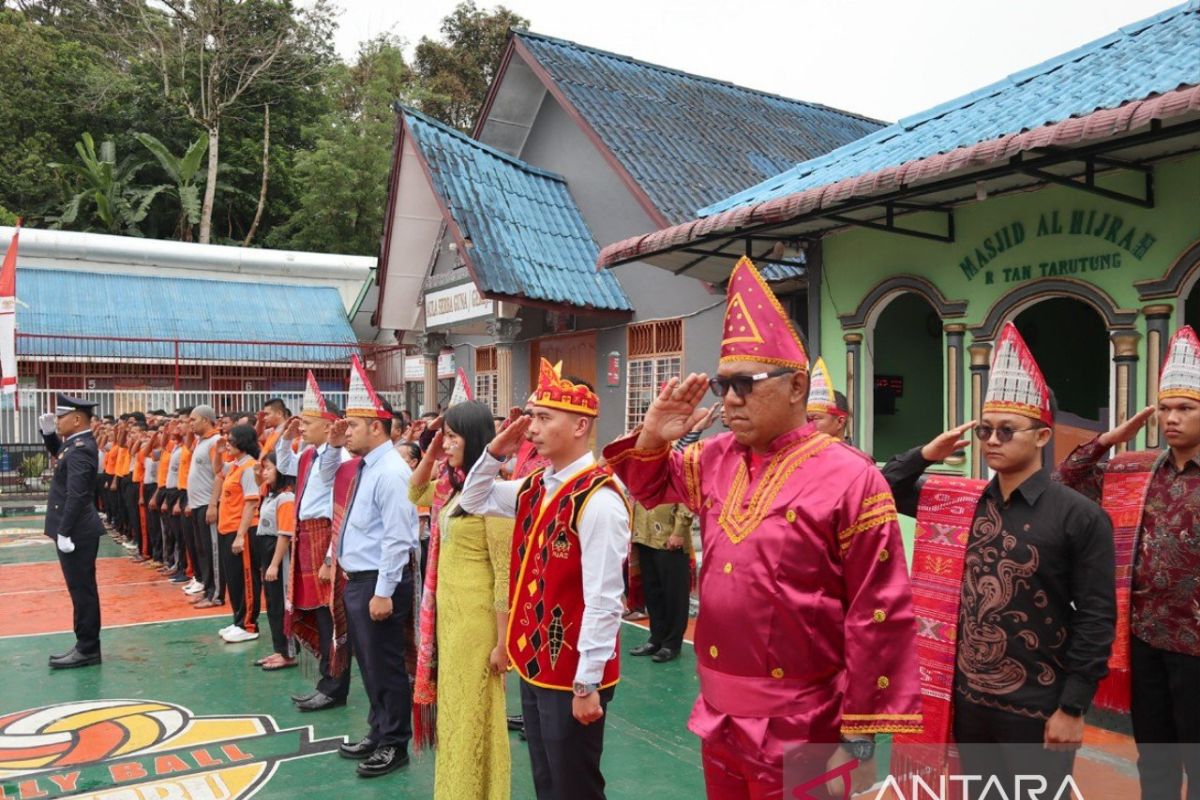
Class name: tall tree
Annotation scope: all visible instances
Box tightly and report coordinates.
[48,132,166,235]
[132,131,208,240]
[95,0,336,243]
[414,1,528,132]
[268,34,414,256]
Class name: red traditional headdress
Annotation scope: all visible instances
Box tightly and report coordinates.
[532,358,598,417]
[806,357,846,418]
[720,256,808,371]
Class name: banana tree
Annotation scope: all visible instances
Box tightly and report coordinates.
[134,132,208,241]
[48,133,167,236]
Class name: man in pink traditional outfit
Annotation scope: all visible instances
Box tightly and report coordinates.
[603,256,922,799]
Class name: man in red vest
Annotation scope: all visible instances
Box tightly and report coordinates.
[461,358,630,800]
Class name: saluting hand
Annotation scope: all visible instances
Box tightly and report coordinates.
[329,419,350,449]
[1099,405,1156,448]
[638,374,710,449]
[488,415,531,460]
[284,416,302,440]
[920,421,977,462]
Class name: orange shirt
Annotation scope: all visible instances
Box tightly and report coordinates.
[114,446,131,477]
[132,445,148,483]
[218,457,260,534]
[104,447,118,474]
[261,428,282,456]
[177,445,193,491]
[156,443,174,486]
[276,495,296,536]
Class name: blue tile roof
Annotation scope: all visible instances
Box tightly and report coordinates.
[515,31,885,225]
[700,2,1200,217]
[16,268,358,362]
[403,107,632,312]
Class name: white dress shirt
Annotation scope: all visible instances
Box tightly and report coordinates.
[461,449,630,685]
[329,441,420,599]
[278,437,342,522]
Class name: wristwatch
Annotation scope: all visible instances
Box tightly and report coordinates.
[323,556,333,567]
[572,681,599,698]
[839,736,875,761]
[1059,703,1085,718]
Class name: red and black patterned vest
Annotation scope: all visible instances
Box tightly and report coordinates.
[507,465,623,691]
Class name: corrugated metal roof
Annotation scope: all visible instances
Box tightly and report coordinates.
[700,1,1200,216]
[16,268,358,362]
[403,107,632,312]
[515,31,886,224]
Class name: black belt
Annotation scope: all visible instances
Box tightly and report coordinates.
[344,570,379,583]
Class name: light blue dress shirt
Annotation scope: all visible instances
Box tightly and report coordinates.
[334,440,419,598]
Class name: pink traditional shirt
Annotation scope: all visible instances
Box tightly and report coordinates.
[604,423,922,756]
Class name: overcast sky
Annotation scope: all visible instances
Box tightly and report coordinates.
[329,0,1176,122]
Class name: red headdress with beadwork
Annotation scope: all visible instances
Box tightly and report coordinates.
[532,358,598,417]
[1159,325,1200,402]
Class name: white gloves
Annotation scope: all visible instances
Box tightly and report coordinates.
[56,535,75,553]
[39,413,56,435]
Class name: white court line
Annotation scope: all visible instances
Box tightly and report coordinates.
[0,579,171,597]
[0,613,228,641]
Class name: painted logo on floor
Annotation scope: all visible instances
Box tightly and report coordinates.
[0,699,343,799]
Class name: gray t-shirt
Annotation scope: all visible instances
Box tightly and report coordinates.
[187,433,219,508]
[165,446,182,489]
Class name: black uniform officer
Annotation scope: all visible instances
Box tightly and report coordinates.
[40,393,105,669]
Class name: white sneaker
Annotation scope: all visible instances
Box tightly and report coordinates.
[218,625,237,636]
[183,582,205,595]
[121,541,138,551]
[221,627,259,643]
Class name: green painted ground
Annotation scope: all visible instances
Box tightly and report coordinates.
[0,618,706,798]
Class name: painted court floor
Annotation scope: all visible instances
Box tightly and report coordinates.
[0,516,1145,799]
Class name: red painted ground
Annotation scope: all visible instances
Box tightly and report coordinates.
[0,554,226,637]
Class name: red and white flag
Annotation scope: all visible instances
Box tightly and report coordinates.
[0,223,19,397]
[449,367,473,407]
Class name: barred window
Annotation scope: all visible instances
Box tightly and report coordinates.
[626,319,684,431]
[475,346,498,414]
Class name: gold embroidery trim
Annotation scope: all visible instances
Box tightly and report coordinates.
[842,713,924,720]
[683,440,705,510]
[604,443,671,467]
[837,508,898,553]
[861,491,892,509]
[717,433,834,545]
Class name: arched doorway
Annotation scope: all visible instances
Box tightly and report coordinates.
[1184,280,1200,331]
[871,293,944,461]
[1013,298,1109,465]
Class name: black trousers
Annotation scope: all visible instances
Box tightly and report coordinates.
[952,699,1076,800]
[56,534,101,656]
[121,479,141,547]
[344,573,412,749]
[114,477,131,535]
[635,543,690,652]
[180,506,200,579]
[143,484,159,561]
[1132,635,1200,800]
[160,489,179,570]
[520,680,613,800]
[314,604,351,700]
[219,529,260,632]
[257,535,288,656]
[191,506,219,600]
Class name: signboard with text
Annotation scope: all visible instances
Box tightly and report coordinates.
[424,282,494,328]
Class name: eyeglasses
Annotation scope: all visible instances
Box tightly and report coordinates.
[974,422,1046,443]
[709,369,795,399]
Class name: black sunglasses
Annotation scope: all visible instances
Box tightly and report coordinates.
[708,369,795,400]
[974,422,1046,443]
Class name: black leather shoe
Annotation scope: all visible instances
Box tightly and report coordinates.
[356,745,408,777]
[49,649,101,669]
[630,642,661,656]
[338,737,377,760]
[49,648,76,663]
[296,691,345,712]
[506,715,524,731]
[652,647,679,663]
[291,690,319,704]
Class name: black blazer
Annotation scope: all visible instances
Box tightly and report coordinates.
[42,430,105,542]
